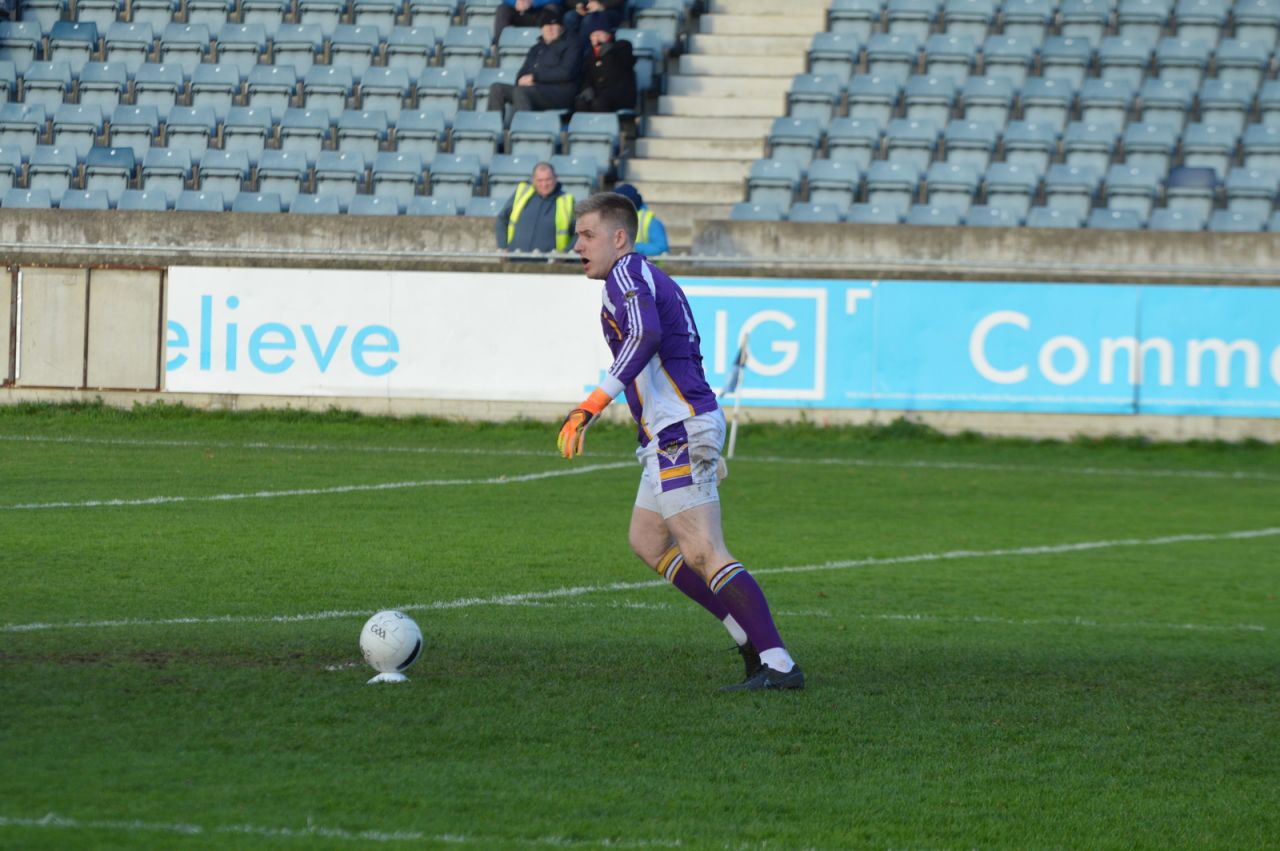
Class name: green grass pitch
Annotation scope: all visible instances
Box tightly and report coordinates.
[1,402,1278,850]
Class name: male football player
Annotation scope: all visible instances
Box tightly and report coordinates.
[557,191,803,691]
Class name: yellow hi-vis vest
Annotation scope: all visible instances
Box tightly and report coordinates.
[636,207,654,245]
[507,182,574,251]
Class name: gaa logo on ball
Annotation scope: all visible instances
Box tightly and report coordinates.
[359,610,423,684]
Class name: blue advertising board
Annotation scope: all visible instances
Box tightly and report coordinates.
[682,278,1280,419]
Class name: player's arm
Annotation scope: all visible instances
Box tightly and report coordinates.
[601,268,661,391]
[557,267,658,459]
[557,385,613,459]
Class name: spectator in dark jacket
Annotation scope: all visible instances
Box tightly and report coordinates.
[564,0,626,49]
[488,9,582,121]
[574,27,636,113]
[493,0,563,43]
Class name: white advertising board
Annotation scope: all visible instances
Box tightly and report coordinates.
[165,267,610,401]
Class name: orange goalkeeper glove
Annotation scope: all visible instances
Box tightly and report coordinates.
[557,388,612,459]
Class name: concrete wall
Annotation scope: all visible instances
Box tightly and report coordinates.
[690,221,1280,285]
[86,269,163,390]
[0,209,504,271]
[3,209,1279,285]
[1,270,11,384]
[17,268,88,388]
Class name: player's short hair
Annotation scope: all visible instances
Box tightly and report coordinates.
[574,192,638,245]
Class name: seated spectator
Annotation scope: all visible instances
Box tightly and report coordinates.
[494,0,565,43]
[496,161,576,253]
[613,183,668,256]
[565,0,627,49]
[575,27,636,113]
[488,9,582,122]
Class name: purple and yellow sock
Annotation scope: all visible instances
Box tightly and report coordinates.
[708,562,785,653]
[654,545,732,622]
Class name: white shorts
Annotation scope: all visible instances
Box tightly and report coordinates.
[634,409,727,520]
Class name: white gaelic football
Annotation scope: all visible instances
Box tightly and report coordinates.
[359,610,423,683]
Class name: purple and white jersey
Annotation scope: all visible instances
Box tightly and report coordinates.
[597,253,719,445]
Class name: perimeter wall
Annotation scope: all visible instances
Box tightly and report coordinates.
[2,209,1278,442]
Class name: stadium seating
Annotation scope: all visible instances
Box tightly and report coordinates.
[197,150,250,203]
[942,120,997,171]
[746,158,802,208]
[865,160,920,215]
[924,160,979,216]
[999,0,1053,44]
[63,188,113,208]
[394,109,447,160]
[826,117,883,171]
[1103,162,1162,220]
[787,201,844,223]
[372,150,426,204]
[254,149,309,206]
[960,76,1014,128]
[806,158,861,211]
[23,62,73,115]
[52,104,103,160]
[906,203,964,226]
[827,0,882,41]
[767,117,824,172]
[847,202,904,223]
[176,190,227,212]
[507,111,562,161]
[337,109,390,162]
[84,145,136,205]
[350,193,403,215]
[289,193,341,214]
[428,152,483,204]
[28,145,78,201]
[866,33,919,83]
[232,192,285,213]
[730,201,784,221]
[847,75,901,129]
[808,32,861,82]
[983,162,1040,220]
[314,150,367,212]
[486,153,539,201]
[1039,35,1094,89]
[0,0,1272,233]
[549,154,601,197]
[142,147,192,205]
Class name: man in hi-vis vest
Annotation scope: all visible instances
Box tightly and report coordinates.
[495,162,575,253]
[612,183,669,257]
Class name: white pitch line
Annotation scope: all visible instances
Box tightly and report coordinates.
[3,527,1275,634]
[0,813,682,848]
[0,462,635,511]
[3,432,1277,483]
[505,601,1263,634]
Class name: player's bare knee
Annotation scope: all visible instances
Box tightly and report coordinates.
[628,532,665,569]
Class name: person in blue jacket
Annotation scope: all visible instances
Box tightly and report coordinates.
[612,183,669,257]
[493,0,563,43]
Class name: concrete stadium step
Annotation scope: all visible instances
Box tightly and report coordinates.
[629,180,746,205]
[622,157,754,183]
[665,74,793,98]
[649,202,735,229]
[643,115,775,140]
[677,52,806,77]
[707,0,828,15]
[658,94,786,118]
[699,13,826,37]
[648,203,736,252]
[634,136,765,160]
[684,32,816,57]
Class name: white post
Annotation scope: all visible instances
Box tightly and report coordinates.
[724,332,749,460]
